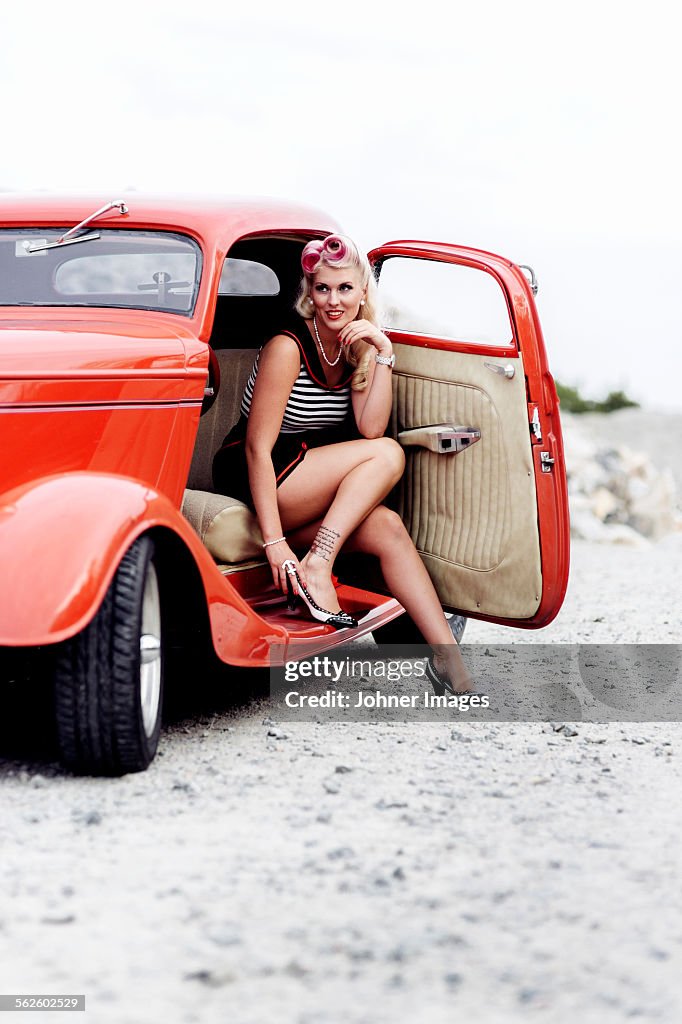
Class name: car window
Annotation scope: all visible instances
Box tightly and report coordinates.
[1,229,202,315]
[218,258,280,296]
[376,256,513,347]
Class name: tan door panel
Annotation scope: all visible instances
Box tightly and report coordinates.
[391,343,541,618]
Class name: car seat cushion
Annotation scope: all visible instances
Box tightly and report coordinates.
[182,489,264,563]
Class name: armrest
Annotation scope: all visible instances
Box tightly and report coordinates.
[397,424,481,454]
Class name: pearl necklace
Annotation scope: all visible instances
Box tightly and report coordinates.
[313,315,343,367]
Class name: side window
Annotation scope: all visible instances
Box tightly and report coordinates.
[218,258,280,296]
[376,257,513,347]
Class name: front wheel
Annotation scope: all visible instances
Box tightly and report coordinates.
[54,535,164,776]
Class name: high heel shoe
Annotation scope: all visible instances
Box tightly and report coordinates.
[426,654,473,696]
[282,560,358,630]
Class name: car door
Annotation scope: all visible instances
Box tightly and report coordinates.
[369,240,570,628]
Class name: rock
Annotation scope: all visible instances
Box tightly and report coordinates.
[591,486,619,521]
[185,969,235,988]
[206,925,241,947]
[451,729,473,743]
[628,469,677,539]
[444,972,463,989]
[562,414,680,542]
[72,809,102,826]
[327,847,354,860]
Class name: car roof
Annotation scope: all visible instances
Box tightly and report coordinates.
[0,193,341,245]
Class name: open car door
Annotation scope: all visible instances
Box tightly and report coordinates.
[370,240,570,628]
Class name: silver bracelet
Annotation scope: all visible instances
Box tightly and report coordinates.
[262,536,286,548]
[375,352,396,367]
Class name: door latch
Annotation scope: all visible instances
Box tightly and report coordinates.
[529,404,542,442]
[540,451,555,473]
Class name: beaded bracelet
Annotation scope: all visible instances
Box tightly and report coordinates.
[262,536,286,548]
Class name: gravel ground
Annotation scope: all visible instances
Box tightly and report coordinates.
[2,417,681,1024]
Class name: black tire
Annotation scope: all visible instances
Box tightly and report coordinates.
[54,536,164,776]
[372,611,467,646]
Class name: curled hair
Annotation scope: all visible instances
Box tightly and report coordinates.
[295,234,380,391]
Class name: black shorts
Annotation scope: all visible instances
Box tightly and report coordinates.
[212,418,357,510]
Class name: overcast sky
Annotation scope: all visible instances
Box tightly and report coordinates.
[2,0,680,410]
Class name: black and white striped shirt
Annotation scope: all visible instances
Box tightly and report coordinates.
[240,323,353,433]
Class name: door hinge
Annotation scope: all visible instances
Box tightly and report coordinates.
[540,451,555,473]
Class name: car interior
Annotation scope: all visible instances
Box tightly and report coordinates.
[181,233,544,640]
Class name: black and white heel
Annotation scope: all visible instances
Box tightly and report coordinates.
[425,655,450,697]
[426,653,473,696]
[282,560,358,630]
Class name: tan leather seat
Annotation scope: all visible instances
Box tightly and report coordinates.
[182,349,264,564]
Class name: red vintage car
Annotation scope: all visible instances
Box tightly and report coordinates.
[0,195,570,775]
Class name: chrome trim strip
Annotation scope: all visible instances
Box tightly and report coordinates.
[0,399,203,413]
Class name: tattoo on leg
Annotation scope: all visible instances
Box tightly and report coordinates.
[311,525,341,562]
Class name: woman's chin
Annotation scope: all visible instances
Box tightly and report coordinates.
[323,318,345,333]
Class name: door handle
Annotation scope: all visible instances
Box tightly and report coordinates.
[484,361,515,379]
[398,424,481,454]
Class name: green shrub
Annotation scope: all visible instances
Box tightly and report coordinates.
[556,382,639,414]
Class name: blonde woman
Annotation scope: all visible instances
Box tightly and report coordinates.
[213,235,472,694]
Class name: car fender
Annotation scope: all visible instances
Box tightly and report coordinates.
[0,472,284,657]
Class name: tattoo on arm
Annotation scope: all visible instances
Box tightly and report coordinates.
[311,525,341,562]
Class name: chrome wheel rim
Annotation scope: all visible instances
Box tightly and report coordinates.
[139,562,162,738]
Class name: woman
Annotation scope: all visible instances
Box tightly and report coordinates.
[213,234,472,694]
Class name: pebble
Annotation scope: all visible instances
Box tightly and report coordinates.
[451,730,473,743]
[444,972,463,989]
[185,969,235,988]
[205,925,241,947]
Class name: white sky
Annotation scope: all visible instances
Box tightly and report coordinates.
[2,0,680,410]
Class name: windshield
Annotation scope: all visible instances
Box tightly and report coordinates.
[0,229,202,315]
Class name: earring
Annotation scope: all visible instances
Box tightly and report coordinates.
[361,299,365,305]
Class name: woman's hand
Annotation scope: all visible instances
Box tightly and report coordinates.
[339,319,392,357]
[264,541,306,594]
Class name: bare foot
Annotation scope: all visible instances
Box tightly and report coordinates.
[299,552,341,614]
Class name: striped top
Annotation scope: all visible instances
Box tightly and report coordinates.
[240,318,353,434]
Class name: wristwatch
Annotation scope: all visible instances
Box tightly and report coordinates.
[375,352,396,368]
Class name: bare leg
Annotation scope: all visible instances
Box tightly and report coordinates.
[277,437,405,612]
[288,505,473,692]
[277,441,472,692]
[345,507,474,693]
